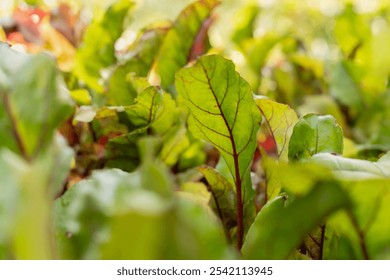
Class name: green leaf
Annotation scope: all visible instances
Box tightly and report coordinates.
[74,0,134,92]
[242,181,350,259]
[255,96,298,162]
[198,166,236,237]
[153,0,219,90]
[0,44,74,159]
[93,85,167,130]
[176,55,261,198]
[231,4,259,46]
[159,123,190,167]
[241,34,283,75]
[54,168,152,259]
[288,114,344,161]
[327,179,390,259]
[122,86,164,130]
[0,135,73,259]
[107,27,169,106]
[328,61,363,114]
[55,139,229,259]
[167,197,232,259]
[100,205,170,259]
[104,129,144,172]
[311,152,390,179]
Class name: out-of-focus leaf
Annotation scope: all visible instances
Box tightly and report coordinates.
[39,18,76,72]
[290,54,324,79]
[107,27,169,106]
[54,168,146,259]
[242,181,350,259]
[167,197,232,259]
[0,28,5,41]
[55,137,229,259]
[311,152,390,179]
[178,182,211,207]
[178,139,206,171]
[74,0,134,92]
[260,154,334,196]
[333,4,369,57]
[242,33,283,74]
[0,151,24,254]
[159,123,190,167]
[328,61,363,114]
[104,129,145,172]
[260,152,283,201]
[327,179,390,259]
[100,203,170,259]
[49,3,78,46]
[0,134,72,259]
[153,0,219,90]
[231,4,259,46]
[137,137,175,197]
[255,96,298,162]
[288,114,344,161]
[70,89,92,106]
[0,44,73,159]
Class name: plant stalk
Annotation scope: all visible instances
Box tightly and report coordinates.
[235,174,244,250]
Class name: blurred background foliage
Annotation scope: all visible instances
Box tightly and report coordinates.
[1,0,390,260]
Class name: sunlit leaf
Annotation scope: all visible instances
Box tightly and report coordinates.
[231,4,259,46]
[153,0,219,90]
[74,0,134,92]
[176,54,261,196]
[176,54,261,247]
[311,152,390,179]
[255,96,298,162]
[107,27,169,106]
